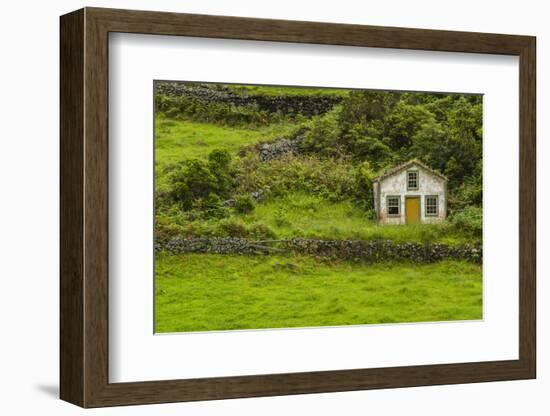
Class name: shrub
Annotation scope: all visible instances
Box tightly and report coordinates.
[169,149,233,211]
[448,173,482,213]
[170,159,217,210]
[234,195,255,214]
[449,207,482,240]
[208,148,231,172]
[300,109,341,156]
[191,195,230,220]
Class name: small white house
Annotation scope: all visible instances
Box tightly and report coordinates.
[373,159,447,225]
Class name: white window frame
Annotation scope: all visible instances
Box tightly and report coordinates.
[407,170,419,190]
[386,195,401,216]
[425,195,439,216]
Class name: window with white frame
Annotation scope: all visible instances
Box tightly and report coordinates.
[407,170,418,190]
[425,195,438,216]
[387,196,400,216]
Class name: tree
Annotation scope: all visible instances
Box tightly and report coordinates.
[384,101,435,150]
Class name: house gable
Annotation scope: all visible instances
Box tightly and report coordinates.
[373,159,447,183]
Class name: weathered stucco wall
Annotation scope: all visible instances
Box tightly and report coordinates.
[377,163,446,224]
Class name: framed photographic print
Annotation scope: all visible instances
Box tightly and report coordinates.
[60,7,536,408]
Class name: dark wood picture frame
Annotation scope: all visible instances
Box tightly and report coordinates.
[60,7,536,408]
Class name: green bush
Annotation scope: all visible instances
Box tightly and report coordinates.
[300,108,341,156]
[234,195,255,214]
[191,195,230,220]
[449,207,482,240]
[208,148,232,171]
[169,149,233,211]
[170,159,218,210]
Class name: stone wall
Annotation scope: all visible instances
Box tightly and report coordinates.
[156,82,341,116]
[158,236,482,263]
[257,135,305,162]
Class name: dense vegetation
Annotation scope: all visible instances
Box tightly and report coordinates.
[154,82,483,332]
[155,84,482,245]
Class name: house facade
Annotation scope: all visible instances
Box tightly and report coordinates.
[373,159,447,225]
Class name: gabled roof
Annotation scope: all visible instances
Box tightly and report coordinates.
[373,159,447,182]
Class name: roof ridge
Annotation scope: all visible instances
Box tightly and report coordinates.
[373,159,447,181]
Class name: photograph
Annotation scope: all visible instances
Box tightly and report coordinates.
[153,81,483,333]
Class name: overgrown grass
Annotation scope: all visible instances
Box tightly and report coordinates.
[237,193,471,245]
[155,254,482,333]
[156,193,476,245]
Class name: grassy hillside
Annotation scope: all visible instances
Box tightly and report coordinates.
[155,254,482,332]
[155,117,296,162]
[154,118,476,245]
[154,81,483,333]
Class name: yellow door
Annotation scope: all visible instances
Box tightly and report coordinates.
[405,197,420,225]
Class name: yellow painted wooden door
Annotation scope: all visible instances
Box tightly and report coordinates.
[405,197,420,224]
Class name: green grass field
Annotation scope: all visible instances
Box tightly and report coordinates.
[155,117,297,190]
[155,117,295,162]
[155,254,482,333]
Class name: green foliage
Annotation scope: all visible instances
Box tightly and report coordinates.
[169,159,218,210]
[208,148,231,171]
[233,195,255,214]
[234,154,359,202]
[300,108,341,156]
[308,90,483,192]
[449,207,482,239]
[169,149,233,211]
[352,134,393,169]
[385,101,436,149]
[354,161,376,210]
